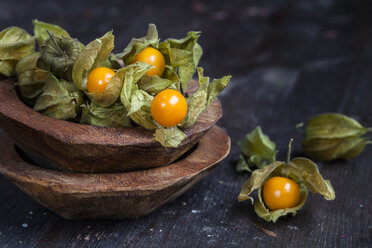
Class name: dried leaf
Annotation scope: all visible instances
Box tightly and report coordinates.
[81,101,132,128]
[154,126,187,147]
[255,224,277,237]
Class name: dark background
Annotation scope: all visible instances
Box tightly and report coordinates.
[0,0,371,247]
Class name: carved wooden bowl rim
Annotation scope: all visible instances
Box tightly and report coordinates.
[0,126,230,193]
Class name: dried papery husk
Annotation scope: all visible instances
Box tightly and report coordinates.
[72,31,114,91]
[80,101,132,128]
[15,52,51,103]
[158,31,202,92]
[33,19,71,47]
[137,75,179,96]
[299,113,372,161]
[116,23,204,93]
[238,158,335,222]
[236,126,277,172]
[0,26,35,76]
[86,67,128,108]
[154,127,187,148]
[37,33,81,81]
[119,62,159,130]
[180,67,231,127]
[33,75,83,120]
[116,24,159,66]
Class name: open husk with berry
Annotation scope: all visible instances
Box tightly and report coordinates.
[238,141,335,222]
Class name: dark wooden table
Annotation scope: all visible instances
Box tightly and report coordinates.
[0,0,371,247]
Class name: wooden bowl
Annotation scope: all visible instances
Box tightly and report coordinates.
[0,125,230,220]
[0,78,222,173]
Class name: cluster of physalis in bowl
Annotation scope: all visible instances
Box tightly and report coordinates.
[2,20,231,148]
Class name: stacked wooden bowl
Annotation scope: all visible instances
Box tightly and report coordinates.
[0,78,230,219]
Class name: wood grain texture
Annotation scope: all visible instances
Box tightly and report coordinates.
[0,78,222,173]
[0,126,230,219]
[0,0,371,247]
